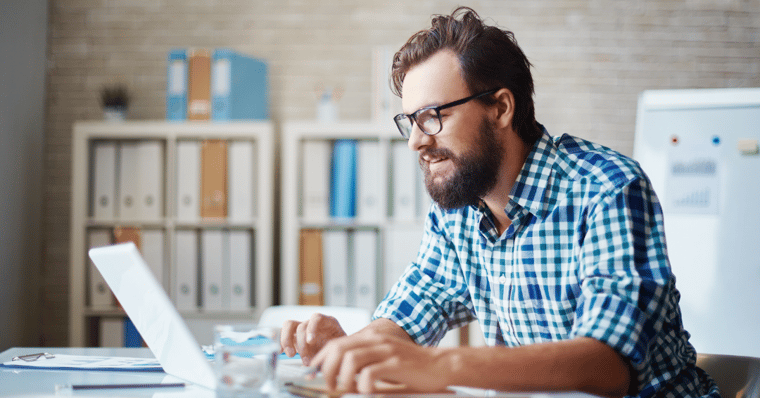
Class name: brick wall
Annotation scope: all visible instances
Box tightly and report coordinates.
[40,0,760,346]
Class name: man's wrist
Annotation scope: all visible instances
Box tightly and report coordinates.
[437,346,468,387]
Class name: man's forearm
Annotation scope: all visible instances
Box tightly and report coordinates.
[349,320,629,397]
[443,337,631,398]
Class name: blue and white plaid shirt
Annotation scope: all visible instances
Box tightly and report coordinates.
[374,128,719,398]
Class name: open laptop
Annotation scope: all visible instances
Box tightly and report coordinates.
[89,242,217,389]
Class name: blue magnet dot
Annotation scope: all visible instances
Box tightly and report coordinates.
[712,136,721,145]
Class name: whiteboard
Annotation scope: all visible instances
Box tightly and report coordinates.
[633,88,760,358]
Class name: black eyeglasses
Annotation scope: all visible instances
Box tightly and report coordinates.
[393,88,499,139]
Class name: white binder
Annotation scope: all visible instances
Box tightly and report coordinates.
[98,317,124,347]
[301,140,331,221]
[383,225,423,294]
[201,229,225,311]
[88,229,114,309]
[174,230,198,311]
[392,141,418,221]
[118,142,140,220]
[176,141,200,221]
[141,229,165,290]
[353,229,378,313]
[356,140,384,222]
[228,230,251,311]
[91,142,117,220]
[137,141,164,221]
[228,140,255,222]
[322,229,349,306]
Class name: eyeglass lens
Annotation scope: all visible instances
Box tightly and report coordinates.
[395,109,442,139]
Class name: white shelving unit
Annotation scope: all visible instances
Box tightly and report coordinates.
[280,121,429,306]
[69,121,274,347]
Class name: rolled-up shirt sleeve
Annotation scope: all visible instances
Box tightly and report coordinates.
[570,177,685,394]
[374,206,476,346]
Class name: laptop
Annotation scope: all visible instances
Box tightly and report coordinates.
[89,242,217,389]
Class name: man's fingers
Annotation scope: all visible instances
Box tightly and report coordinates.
[336,345,394,392]
[356,361,408,394]
[280,320,300,357]
[310,334,391,392]
[306,313,329,344]
[311,329,383,365]
[295,320,312,364]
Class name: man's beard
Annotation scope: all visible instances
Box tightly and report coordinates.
[420,117,504,210]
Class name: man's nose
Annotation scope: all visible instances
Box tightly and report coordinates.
[407,123,433,152]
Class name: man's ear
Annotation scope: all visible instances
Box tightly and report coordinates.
[493,88,515,130]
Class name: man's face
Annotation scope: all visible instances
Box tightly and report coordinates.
[401,50,504,209]
[421,116,503,209]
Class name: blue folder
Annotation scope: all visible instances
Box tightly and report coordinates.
[124,317,143,348]
[166,49,188,121]
[211,48,269,120]
[330,140,357,219]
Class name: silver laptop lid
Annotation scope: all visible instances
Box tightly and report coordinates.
[89,242,216,389]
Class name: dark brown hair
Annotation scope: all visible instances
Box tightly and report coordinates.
[391,7,541,145]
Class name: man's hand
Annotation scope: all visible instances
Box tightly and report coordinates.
[309,330,452,394]
[280,313,347,365]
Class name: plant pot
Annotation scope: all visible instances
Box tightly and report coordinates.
[103,106,126,121]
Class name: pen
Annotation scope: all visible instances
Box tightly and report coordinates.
[55,382,186,391]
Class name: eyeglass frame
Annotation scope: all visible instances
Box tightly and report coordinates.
[393,88,499,139]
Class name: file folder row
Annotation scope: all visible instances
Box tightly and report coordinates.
[298,226,424,314]
[299,228,377,313]
[91,138,258,222]
[87,227,255,314]
[300,139,430,223]
[166,48,269,121]
[176,139,258,221]
[91,140,165,221]
[174,229,255,313]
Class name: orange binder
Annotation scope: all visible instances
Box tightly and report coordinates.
[201,139,228,218]
[187,50,211,120]
[111,226,148,347]
[299,229,324,305]
[113,226,141,249]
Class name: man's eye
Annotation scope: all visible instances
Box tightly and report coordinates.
[422,117,438,128]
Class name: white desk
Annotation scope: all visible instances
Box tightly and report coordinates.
[1,347,599,398]
[0,347,213,397]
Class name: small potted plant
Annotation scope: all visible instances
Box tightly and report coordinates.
[100,84,129,121]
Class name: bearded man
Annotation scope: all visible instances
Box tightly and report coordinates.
[281,7,719,398]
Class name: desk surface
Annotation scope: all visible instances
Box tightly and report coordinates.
[1,347,212,397]
[1,347,598,398]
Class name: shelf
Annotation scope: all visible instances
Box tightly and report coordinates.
[69,120,275,347]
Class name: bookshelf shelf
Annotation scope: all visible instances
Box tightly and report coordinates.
[280,121,429,310]
[69,120,275,347]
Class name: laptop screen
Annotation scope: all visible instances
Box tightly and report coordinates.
[89,242,216,389]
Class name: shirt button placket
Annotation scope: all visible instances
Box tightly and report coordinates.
[501,238,521,345]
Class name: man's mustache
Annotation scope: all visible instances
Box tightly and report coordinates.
[418,147,457,168]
